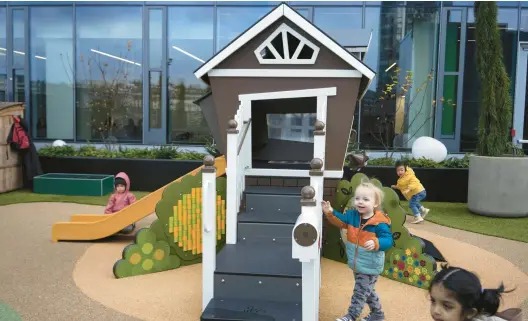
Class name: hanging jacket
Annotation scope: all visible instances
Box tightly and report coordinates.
[7,116,30,150]
[105,172,136,214]
[395,167,425,200]
[6,116,43,182]
[326,209,393,275]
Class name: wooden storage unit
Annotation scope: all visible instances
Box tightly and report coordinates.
[0,102,25,193]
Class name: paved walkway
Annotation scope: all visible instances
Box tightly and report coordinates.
[0,203,526,321]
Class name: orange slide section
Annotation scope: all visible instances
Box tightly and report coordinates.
[51,156,226,242]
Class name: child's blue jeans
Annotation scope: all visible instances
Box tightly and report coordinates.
[409,190,426,217]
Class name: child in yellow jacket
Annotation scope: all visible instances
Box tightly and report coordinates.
[391,160,430,224]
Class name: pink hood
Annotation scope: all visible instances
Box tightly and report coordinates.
[115,172,131,192]
[105,172,136,214]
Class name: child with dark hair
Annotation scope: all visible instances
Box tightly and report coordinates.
[391,160,430,224]
[429,265,513,321]
[105,172,137,234]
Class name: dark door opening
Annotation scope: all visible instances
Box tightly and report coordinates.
[251,96,316,169]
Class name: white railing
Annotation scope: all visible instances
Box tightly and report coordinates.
[292,185,320,321]
[201,155,217,312]
[226,102,252,244]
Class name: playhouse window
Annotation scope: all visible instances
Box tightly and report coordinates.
[254,23,320,64]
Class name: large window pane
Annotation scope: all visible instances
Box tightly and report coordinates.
[0,7,6,101]
[445,10,461,72]
[149,71,162,129]
[14,69,24,103]
[13,9,25,70]
[441,75,458,136]
[216,6,272,51]
[313,7,362,45]
[30,6,74,140]
[149,9,163,69]
[75,6,143,142]
[360,5,440,150]
[168,6,213,144]
[461,9,518,151]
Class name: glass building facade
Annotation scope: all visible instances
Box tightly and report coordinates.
[1,1,528,152]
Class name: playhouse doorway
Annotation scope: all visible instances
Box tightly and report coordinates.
[251,96,316,170]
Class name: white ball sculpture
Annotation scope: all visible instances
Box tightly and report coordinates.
[52,140,67,147]
[411,136,447,163]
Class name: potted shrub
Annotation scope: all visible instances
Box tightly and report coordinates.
[468,1,528,217]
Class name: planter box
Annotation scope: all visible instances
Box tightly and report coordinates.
[33,173,114,196]
[38,156,203,192]
[468,155,528,217]
[344,166,468,203]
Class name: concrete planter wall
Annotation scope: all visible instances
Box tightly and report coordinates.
[38,156,203,191]
[468,155,528,217]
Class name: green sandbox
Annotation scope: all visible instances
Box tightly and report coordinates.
[33,173,114,196]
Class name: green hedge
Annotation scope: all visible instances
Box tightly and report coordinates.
[367,155,470,169]
[38,145,207,160]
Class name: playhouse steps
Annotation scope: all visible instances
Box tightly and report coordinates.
[201,297,302,321]
[201,185,303,320]
[245,186,301,214]
[214,240,301,302]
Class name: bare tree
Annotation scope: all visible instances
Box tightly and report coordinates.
[367,68,455,158]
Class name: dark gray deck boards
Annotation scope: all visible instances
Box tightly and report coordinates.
[238,210,298,224]
[201,297,302,321]
[215,242,301,278]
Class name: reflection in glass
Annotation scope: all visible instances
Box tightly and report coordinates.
[30,6,74,139]
[444,10,461,72]
[267,113,316,143]
[168,6,213,144]
[149,71,162,129]
[0,8,6,101]
[149,9,163,68]
[14,69,24,103]
[294,8,311,21]
[314,7,362,45]
[75,6,143,142]
[441,75,458,136]
[216,6,271,50]
[13,9,25,70]
[461,9,518,151]
[360,5,439,150]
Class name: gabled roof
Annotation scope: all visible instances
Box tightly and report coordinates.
[194,2,376,81]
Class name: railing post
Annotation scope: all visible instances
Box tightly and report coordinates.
[309,158,324,319]
[226,119,239,245]
[201,155,216,311]
[292,186,320,321]
[313,120,326,170]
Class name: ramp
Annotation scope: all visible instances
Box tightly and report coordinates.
[51,156,226,242]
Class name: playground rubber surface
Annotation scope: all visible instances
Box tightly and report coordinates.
[0,202,527,321]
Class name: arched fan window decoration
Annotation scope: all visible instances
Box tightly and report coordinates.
[254,24,320,64]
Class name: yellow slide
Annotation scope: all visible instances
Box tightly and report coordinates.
[51,156,226,242]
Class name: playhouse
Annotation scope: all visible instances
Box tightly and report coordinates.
[193,3,374,321]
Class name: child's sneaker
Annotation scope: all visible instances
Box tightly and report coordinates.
[361,313,385,321]
[420,207,430,219]
[410,216,424,224]
[336,315,354,321]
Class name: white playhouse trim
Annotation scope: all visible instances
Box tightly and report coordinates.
[254,23,320,65]
[208,69,363,78]
[194,3,375,80]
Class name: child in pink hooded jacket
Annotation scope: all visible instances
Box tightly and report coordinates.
[105,172,137,233]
